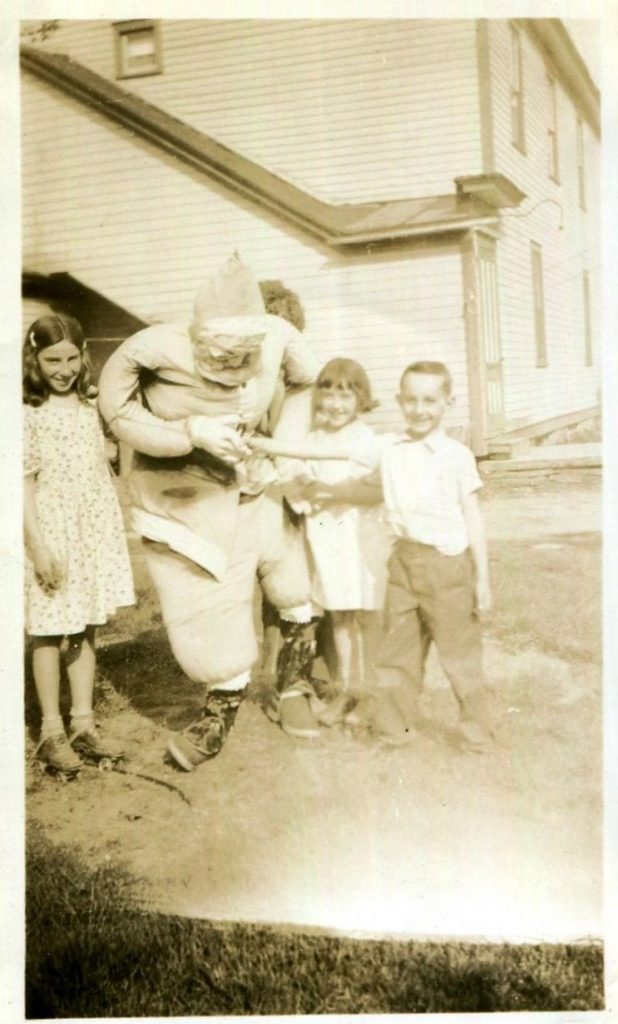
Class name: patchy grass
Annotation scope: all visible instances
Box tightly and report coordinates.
[487,533,600,664]
[26,826,602,1017]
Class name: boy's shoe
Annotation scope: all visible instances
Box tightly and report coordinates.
[279,692,321,739]
[70,728,124,766]
[369,691,414,746]
[36,733,82,776]
[167,689,244,771]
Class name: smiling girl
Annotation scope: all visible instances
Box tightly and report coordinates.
[23,315,134,776]
[251,358,394,702]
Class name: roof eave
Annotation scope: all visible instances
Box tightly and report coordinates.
[524,19,600,135]
[20,45,502,249]
[328,214,500,246]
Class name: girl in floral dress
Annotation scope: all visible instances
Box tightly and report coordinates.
[23,315,134,775]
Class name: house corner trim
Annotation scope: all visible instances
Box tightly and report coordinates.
[461,230,489,456]
[476,19,495,174]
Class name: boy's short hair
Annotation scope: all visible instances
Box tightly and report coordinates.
[400,361,453,395]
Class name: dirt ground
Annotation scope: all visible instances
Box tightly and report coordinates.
[26,469,603,943]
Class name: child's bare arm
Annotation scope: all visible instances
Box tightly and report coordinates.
[24,476,63,589]
[462,491,491,614]
[247,434,372,464]
[303,477,383,508]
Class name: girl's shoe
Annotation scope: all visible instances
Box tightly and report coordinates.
[70,728,124,767]
[310,690,357,727]
[36,733,82,777]
[167,689,244,771]
[268,682,321,739]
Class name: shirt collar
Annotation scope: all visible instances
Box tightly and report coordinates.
[396,428,446,452]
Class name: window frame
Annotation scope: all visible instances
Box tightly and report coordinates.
[583,270,593,367]
[530,242,548,368]
[547,74,560,183]
[509,24,526,154]
[113,19,163,80]
[576,116,586,210]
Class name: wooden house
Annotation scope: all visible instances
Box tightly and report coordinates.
[21,18,600,455]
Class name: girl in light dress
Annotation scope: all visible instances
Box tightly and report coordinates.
[23,315,135,776]
[250,357,393,703]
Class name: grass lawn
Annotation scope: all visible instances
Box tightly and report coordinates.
[25,484,603,1016]
[487,533,600,664]
[26,825,602,1017]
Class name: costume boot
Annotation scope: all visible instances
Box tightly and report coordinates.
[270,618,320,738]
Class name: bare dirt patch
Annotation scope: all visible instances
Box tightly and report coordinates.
[26,472,602,942]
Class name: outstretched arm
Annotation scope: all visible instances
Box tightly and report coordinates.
[248,433,373,465]
[303,476,383,507]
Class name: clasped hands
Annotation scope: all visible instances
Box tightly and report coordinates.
[187,414,252,465]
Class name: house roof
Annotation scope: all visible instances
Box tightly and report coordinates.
[21,45,506,248]
[523,19,600,135]
[23,270,147,335]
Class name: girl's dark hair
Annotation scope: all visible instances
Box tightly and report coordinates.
[314,357,378,415]
[23,315,96,406]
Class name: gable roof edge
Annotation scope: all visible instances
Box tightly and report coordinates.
[21,45,501,246]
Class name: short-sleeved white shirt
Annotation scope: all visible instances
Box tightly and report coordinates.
[380,430,482,556]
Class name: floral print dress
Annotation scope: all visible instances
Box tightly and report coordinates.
[23,398,134,636]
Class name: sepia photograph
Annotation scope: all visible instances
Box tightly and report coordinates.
[2,2,615,1018]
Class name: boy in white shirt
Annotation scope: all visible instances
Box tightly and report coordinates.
[372,361,495,751]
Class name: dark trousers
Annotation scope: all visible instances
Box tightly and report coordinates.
[376,539,490,726]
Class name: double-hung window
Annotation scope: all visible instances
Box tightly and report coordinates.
[583,271,593,366]
[531,243,547,367]
[547,75,560,182]
[576,117,586,210]
[114,20,162,79]
[510,24,526,152]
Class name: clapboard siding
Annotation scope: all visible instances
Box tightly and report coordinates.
[21,299,53,338]
[486,20,600,426]
[28,18,483,202]
[22,71,470,435]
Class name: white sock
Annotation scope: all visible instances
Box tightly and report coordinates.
[70,710,95,735]
[209,670,251,694]
[279,602,314,624]
[40,715,64,740]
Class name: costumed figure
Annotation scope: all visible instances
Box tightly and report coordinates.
[98,256,322,770]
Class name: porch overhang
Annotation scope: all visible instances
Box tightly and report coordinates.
[455,174,526,210]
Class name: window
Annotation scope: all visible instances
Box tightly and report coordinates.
[509,24,526,152]
[531,243,547,367]
[583,271,593,366]
[114,20,162,79]
[576,117,586,209]
[547,75,559,182]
